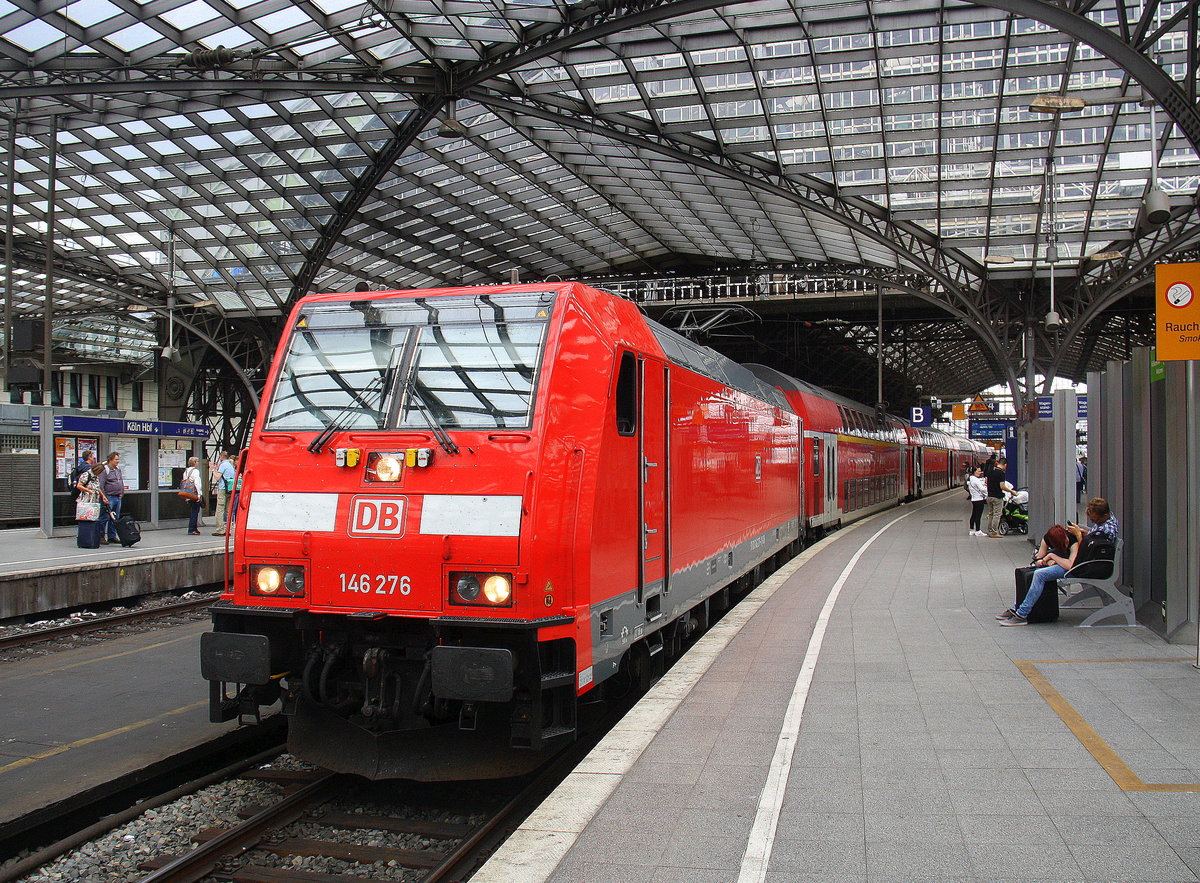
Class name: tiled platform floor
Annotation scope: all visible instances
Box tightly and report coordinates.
[476,492,1200,883]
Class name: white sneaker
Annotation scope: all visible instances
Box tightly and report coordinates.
[973,530,987,536]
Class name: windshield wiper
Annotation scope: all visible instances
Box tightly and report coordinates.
[408,382,460,456]
[308,361,396,454]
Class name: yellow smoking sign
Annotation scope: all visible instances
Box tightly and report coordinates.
[1156,262,1200,361]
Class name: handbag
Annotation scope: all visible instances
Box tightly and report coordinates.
[76,495,100,521]
[178,474,199,502]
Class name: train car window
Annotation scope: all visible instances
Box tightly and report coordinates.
[264,292,555,431]
[615,352,637,436]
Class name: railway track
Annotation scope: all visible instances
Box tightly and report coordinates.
[135,711,618,883]
[0,594,217,652]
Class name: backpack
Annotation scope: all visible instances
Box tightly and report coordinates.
[1072,533,1116,579]
[69,464,89,500]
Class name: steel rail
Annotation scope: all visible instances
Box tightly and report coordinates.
[0,595,216,652]
[137,772,344,883]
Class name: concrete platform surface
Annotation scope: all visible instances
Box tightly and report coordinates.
[0,525,225,580]
[475,492,1200,883]
[0,526,228,621]
[0,619,238,829]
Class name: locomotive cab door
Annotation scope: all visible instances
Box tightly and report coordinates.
[639,357,668,611]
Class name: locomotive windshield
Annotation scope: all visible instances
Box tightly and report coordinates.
[264,291,555,431]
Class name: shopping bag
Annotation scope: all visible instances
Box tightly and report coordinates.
[76,497,100,521]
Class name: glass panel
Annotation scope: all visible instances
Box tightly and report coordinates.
[264,291,555,431]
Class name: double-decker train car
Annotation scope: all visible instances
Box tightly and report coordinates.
[201,281,986,779]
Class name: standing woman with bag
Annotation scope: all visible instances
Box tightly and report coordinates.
[181,456,203,535]
[75,463,109,549]
[966,466,987,536]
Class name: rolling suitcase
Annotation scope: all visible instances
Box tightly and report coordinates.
[1015,565,1059,623]
[77,519,101,549]
[114,514,142,548]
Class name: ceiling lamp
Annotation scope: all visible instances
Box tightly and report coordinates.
[1143,103,1171,225]
[437,102,467,139]
[162,232,182,362]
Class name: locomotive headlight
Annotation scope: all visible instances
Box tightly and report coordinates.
[455,574,481,602]
[449,571,514,607]
[250,564,306,598]
[374,455,402,481]
[365,452,404,482]
[483,574,512,605]
[256,566,282,594]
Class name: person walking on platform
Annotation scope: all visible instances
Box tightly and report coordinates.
[998,497,1119,626]
[183,456,203,535]
[966,466,987,536]
[1075,455,1088,504]
[983,457,1009,537]
[99,452,126,545]
[212,450,236,536]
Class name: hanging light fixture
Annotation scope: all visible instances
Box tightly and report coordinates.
[1043,162,1063,331]
[437,100,467,139]
[161,231,181,362]
[1143,102,1171,225]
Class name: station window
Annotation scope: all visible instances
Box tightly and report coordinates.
[132,382,144,411]
[615,352,637,436]
[70,374,82,408]
[87,375,100,409]
[106,376,118,410]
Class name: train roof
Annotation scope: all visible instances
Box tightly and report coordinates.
[743,363,887,418]
[644,320,791,412]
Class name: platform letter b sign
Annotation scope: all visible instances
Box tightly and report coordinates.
[910,406,929,427]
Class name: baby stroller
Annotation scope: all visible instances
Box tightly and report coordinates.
[998,488,1029,535]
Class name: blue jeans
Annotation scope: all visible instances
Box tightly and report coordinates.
[188,500,201,533]
[106,495,123,540]
[1016,564,1066,618]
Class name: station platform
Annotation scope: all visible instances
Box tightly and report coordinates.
[0,619,240,832]
[477,492,1200,883]
[0,525,228,621]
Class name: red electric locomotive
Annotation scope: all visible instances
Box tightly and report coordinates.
[201,282,802,779]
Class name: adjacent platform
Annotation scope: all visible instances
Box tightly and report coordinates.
[0,619,240,832]
[0,526,228,621]
[477,492,1200,883]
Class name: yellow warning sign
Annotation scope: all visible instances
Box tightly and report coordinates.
[1156,263,1200,361]
[968,395,992,414]
[952,403,966,421]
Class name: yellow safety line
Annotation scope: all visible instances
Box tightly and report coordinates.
[1015,658,1200,792]
[0,700,207,776]
[3,631,201,684]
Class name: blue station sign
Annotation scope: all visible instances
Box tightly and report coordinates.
[31,414,209,438]
[968,417,1014,440]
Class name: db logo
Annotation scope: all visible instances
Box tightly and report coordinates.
[348,496,408,537]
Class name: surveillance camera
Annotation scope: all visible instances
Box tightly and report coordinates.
[1044,310,1062,331]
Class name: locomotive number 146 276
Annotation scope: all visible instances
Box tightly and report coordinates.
[338,573,412,595]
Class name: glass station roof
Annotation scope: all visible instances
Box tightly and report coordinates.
[0,0,1196,336]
